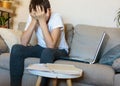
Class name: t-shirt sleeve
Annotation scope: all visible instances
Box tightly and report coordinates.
[50,13,64,31]
[24,14,32,31]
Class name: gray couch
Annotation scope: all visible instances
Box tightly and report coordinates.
[0,22,120,86]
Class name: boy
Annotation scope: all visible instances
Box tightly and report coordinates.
[10,0,68,86]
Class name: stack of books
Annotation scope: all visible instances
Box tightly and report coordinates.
[26,63,82,76]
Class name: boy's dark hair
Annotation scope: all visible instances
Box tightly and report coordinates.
[29,0,51,13]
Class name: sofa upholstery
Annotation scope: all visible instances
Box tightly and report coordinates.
[0,22,120,86]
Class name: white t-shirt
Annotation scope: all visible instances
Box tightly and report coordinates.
[25,13,68,52]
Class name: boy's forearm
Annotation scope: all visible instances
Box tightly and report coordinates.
[39,20,60,48]
[21,20,37,46]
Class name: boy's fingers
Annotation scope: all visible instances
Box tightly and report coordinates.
[36,6,38,12]
[37,5,45,13]
[42,5,45,13]
[41,5,43,11]
[36,5,42,12]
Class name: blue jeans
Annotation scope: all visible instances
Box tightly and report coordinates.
[10,44,68,86]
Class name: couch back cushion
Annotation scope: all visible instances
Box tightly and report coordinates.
[70,24,120,59]
[100,28,120,54]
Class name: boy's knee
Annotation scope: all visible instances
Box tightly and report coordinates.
[42,48,54,56]
[40,48,55,63]
[11,44,25,55]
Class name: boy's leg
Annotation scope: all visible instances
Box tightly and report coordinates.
[10,44,44,86]
[40,48,68,86]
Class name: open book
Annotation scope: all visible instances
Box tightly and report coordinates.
[26,63,83,75]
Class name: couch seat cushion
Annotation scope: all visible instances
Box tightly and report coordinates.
[114,74,120,86]
[0,53,10,70]
[55,60,115,86]
[0,53,115,86]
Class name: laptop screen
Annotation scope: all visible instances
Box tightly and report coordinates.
[68,26,106,64]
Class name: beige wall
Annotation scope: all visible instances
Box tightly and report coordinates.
[13,0,120,29]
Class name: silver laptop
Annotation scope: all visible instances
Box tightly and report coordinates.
[60,32,106,64]
[70,32,106,64]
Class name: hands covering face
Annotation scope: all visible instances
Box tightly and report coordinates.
[30,5,47,22]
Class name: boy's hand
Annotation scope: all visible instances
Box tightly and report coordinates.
[30,9,37,20]
[35,5,46,22]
